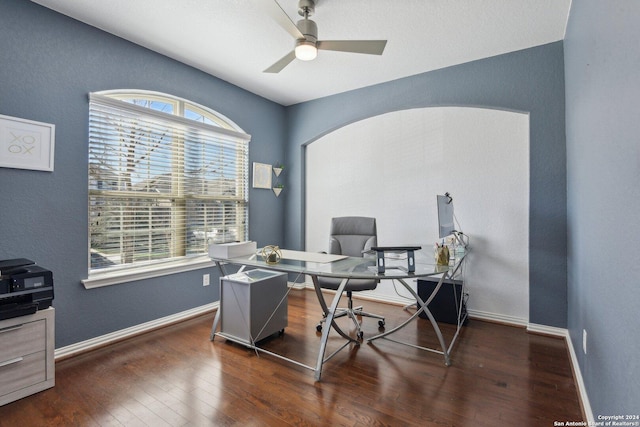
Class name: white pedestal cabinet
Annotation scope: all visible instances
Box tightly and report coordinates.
[0,307,55,406]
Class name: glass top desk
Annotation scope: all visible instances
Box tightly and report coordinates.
[209,247,468,381]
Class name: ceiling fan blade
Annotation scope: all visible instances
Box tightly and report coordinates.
[263,50,296,73]
[317,40,387,55]
[259,0,304,39]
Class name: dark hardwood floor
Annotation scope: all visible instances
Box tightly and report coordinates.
[0,289,584,426]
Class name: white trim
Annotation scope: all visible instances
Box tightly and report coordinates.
[289,281,307,290]
[527,324,593,422]
[82,256,215,289]
[526,322,567,337]
[526,324,593,422]
[305,280,592,420]
[54,302,218,360]
[56,285,593,423]
[468,309,527,327]
[301,282,530,327]
[561,328,595,424]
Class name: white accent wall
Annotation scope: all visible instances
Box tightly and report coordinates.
[305,107,530,323]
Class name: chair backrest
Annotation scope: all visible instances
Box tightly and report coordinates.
[328,217,377,257]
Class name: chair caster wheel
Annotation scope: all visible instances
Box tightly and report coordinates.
[378,320,385,328]
[279,329,285,336]
[316,324,322,332]
[357,331,364,340]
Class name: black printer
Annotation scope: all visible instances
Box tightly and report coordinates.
[0,258,54,320]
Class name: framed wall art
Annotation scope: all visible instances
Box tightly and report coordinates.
[252,162,272,189]
[0,114,55,172]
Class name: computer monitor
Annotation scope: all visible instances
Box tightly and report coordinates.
[437,194,455,239]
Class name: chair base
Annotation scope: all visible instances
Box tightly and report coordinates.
[316,294,385,339]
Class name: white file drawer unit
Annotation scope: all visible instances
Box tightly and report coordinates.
[0,308,55,406]
[219,270,288,345]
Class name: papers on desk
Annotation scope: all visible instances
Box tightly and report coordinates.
[275,249,347,263]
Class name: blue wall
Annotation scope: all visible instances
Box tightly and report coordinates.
[285,42,568,328]
[565,0,640,416]
[4,0,636,417]
[0,0,286,347]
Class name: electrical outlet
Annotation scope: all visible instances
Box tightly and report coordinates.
[203,273,210,287]
[583,329,587,354]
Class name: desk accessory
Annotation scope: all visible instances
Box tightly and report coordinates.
[370,246,421,273]
[261,245,282,264]
[435,245,450,266]
[208,241,257,258]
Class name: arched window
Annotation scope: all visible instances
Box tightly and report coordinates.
[87,90,250,277]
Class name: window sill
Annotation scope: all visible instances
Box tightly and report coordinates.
[82,256,216,289]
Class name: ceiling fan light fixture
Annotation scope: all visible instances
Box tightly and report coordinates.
[263,0,387,73]
[295,40,317,61]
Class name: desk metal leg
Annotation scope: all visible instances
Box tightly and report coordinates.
[209,258,462,379]
[311,276,354,343]
[210,309,221,341]
[367,274,452,366]
[210,261,229,341]
[312,276,356,381]
[210,263,352,381]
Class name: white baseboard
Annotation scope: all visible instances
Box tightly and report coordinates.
[289,281,307,290]
[55,283,308,360]
[304,280,592,420]
[469,309,527,327]
[54,302,218,360]
[301,282,530,327]
[526,323,593,423]
[54,287,594,423]
[559,328,594,424]
[526,322,568,337]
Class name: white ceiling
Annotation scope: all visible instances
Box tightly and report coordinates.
[31,0,571,106]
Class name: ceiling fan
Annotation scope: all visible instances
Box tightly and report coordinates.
[262,0,387,73]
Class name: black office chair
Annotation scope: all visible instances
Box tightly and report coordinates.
[316,216,385,339]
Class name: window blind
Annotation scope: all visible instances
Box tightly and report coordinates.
[88,93,250,271]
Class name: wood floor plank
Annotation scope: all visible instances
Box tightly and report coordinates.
[0,289,584,426]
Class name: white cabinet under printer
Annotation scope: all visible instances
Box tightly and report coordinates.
[0,307,55,406]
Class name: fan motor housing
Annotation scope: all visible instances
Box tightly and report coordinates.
[296,18,318,43]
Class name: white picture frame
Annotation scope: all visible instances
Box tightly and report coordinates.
[0,114,55,172]
[252,162,272,189]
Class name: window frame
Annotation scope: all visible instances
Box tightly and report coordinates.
[83,90,250,289]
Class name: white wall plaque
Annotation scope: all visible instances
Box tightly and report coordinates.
[252,162,272,189]
[0,114,55,172]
